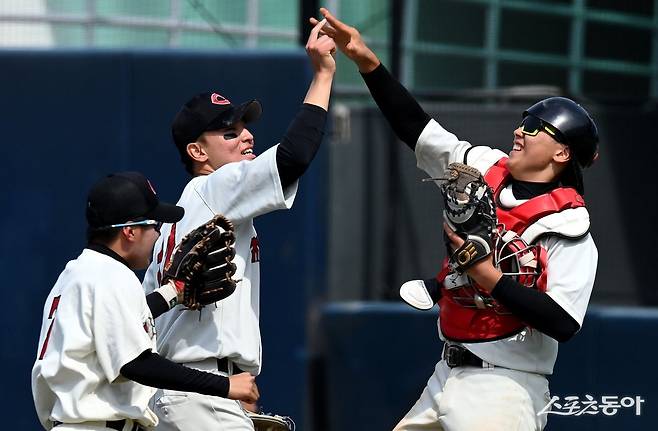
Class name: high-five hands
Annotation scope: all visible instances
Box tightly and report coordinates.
[309,7,380,73]
[306,17,337,75]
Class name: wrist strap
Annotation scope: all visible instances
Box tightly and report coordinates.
[154,281,180,309]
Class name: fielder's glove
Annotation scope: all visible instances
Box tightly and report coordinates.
[438,163,497,273]
[163,214,238,310]
[246,411,296,431]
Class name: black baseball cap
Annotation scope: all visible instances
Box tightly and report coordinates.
[86,172,184,229]
[171,92,262,152]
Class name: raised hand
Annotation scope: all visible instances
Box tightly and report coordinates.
[306,18,337,76]
[303,17,337,110]
[309,7,380,73]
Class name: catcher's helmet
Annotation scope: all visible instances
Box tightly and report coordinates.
[523,97,599,168]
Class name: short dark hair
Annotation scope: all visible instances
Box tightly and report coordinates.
[86,226,121,245]
[178,145,195,175]
[559,159,585,195]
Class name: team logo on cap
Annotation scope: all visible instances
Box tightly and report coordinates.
[211,93,230,105]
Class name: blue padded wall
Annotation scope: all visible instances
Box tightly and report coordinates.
[317,303,658,431]
[0,50,324,429]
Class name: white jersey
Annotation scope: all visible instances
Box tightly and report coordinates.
[31,248,158,430]
[416,119,598,375]
[143,145,297,375]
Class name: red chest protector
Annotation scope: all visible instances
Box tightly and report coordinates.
[437,158,586,343]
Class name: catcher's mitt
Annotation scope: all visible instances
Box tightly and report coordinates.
[247,411,295,431]
[437,163,497,273]
[163,214,238,310]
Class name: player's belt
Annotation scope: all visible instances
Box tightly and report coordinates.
[183,357,246,375]
[217,357,245,374]
[442,344,489,368]
[53,419,146,430]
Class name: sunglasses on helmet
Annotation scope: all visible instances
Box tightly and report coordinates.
[519,115,565,143]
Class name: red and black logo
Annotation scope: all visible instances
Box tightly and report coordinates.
[211,93,230,105]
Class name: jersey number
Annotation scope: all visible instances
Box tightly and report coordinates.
[38,295,61,360]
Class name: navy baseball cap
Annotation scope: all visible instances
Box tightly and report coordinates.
[171,92,262,152]
[86,172,184,228]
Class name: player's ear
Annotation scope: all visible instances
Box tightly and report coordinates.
[553,143,571,164]
[186,141,208,163]
[121,226,137,242]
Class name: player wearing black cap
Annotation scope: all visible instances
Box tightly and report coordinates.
[142,19,336,431]
[312,9,599,431]
[32,172,258,431]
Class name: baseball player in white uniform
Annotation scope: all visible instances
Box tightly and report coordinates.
[32,172,258,431]
[312,9,599,431]
[141,20,336,430]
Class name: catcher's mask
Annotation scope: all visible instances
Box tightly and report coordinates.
[493,228,543,289]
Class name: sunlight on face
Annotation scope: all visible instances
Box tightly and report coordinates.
[200,121,256,169]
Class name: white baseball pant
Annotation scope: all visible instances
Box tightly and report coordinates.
[393,360,550,431]
[151,360,254,431]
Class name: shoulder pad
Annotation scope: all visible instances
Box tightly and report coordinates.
[521,207,590,244]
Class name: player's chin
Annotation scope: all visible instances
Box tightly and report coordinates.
[505,156,519,175]
[507,149,525,169]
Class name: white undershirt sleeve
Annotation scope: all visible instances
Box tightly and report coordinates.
[415,119,507,180]
[415,119,472,180]
[543,234,598,326]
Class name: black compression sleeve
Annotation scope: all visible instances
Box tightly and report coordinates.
[145,292,169,319]
[276,103,328,189]
[360,64,431,149]
[120,351,229,398]
[491,276,580,342]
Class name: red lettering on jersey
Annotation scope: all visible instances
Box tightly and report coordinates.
[157,223,177,284]
[48,296,60,318]
[211,93,231,105]
[250,237,260,263]
[143,317,156,339]
[156,245,164,265]
[38,295,61,360]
